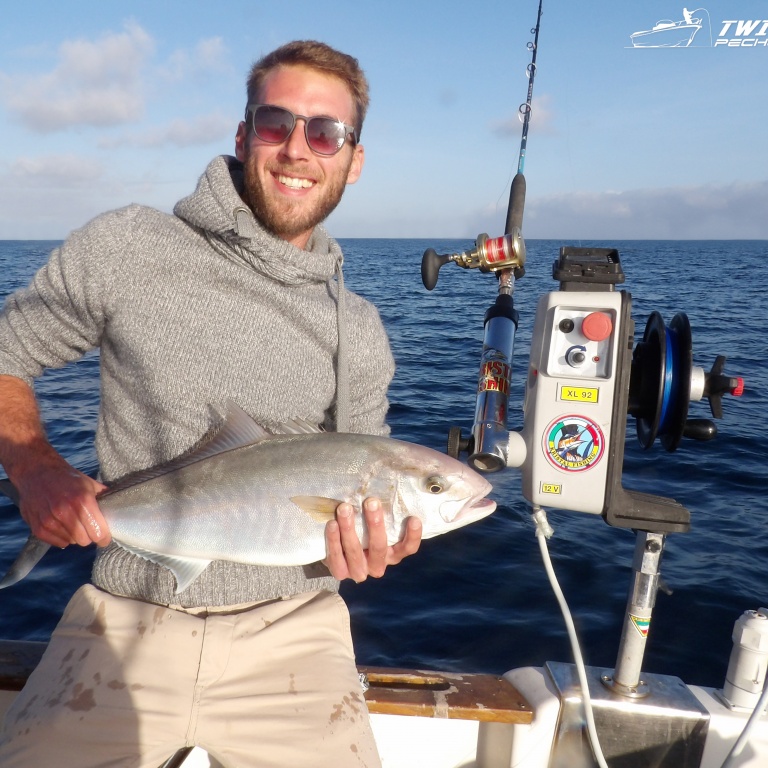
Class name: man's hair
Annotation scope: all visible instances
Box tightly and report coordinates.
[246,40,370,136]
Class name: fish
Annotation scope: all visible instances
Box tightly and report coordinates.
[0,402,496,593]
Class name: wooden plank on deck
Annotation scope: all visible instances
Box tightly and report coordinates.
[359,665,533,724]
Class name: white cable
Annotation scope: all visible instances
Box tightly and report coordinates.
[531,507,611,768]
[719,674,768,768]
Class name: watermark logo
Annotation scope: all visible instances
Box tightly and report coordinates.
[629,7,768,48]
[630,7,708,47]
[716,19,768,47]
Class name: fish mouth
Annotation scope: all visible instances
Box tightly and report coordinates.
[439,494,497,524]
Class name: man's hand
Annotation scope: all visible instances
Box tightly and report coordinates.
[323,497,422,582]
[15,459,111,549]
[0,375,111,550]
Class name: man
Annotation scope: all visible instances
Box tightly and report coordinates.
[0,40,421,767]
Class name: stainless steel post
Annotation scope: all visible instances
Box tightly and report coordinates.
[603,530,666,697]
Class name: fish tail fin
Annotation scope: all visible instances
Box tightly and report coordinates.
[0,478,20,507]
[0,535,51,589]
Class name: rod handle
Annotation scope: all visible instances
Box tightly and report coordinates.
[505,172,527,235]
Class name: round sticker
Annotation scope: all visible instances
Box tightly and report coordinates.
[543,415,605,472]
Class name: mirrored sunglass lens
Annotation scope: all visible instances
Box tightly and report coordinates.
[253,107,293,143]
[306,117,346,155]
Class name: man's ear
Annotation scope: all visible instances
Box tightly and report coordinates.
[345,143,365,185]
[235,122,248,162]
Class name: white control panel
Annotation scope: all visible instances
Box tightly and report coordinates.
[520,290,624,514]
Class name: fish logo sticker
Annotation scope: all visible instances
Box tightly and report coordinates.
[543,415,605,472]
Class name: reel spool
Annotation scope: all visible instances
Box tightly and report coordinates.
[629,312,693,451]
[628,312,743,451]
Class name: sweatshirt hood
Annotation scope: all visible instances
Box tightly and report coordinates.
[173,155,343,286]
[173,155,352,433]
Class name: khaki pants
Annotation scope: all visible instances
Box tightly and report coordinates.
[0,585,381,767]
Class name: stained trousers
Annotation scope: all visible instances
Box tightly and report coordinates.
[0,584,381,767]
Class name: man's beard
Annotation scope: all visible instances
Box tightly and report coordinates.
[241,157,350,242]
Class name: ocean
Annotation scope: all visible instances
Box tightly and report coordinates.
[0,237,765,689]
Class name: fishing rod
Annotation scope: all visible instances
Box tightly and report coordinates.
[517,0,544,177]
[421,3,544,471]
[503,0,544,244]
[421,1,543,291]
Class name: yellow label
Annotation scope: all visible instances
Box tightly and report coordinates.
[560,386,599,403]
[541,483,562,495]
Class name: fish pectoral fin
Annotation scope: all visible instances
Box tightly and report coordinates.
[289,496,344,523]
[116,542,212,594]
[0,535,51,589]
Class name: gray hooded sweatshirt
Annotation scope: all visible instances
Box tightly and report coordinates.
[0,155,395,606]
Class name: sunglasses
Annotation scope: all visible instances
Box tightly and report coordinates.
[246,104,358,157]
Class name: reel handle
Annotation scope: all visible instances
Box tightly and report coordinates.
[705,355,744,419]
[421,248,451,291]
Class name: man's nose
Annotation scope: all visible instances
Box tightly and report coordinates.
[280,118,311,159]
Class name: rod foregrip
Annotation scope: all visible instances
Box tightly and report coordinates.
[505,172,527,235]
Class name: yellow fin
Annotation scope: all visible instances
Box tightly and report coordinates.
[290,496,344,523]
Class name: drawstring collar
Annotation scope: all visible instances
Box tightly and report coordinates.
[334,257,349,433]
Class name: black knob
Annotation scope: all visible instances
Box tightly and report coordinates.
[447,426,472,458]
[421,249,451,291]
[683,419,718,441]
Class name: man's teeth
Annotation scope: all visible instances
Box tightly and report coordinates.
[278,174,313,189]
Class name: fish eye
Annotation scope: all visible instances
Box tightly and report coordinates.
[426,476,445,494]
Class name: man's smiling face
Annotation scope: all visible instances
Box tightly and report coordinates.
[235,64,364,250]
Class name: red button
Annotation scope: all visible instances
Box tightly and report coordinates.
[582,312,613,341]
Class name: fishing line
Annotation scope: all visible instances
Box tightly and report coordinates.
[531,506,611,768]
[719,672,768,768]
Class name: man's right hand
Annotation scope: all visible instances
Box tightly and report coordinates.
[15,459,111,549]
[0,375,111,550]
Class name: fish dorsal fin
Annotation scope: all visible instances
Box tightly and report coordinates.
[103,401,271,495]
[116,542,212,594]
[272,418,324,436]
[209,400,273,447]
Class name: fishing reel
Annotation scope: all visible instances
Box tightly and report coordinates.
[421,231,527,291]
[422,173,528,293]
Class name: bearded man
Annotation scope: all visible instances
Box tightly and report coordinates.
[0,40,421,768]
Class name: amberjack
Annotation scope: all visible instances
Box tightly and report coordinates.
[0,403,496,593]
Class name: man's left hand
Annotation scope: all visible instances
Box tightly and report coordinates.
[323,497,422,582]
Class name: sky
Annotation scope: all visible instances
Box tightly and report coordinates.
[0,0,766,240]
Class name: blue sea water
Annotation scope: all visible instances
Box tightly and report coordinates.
[0,237,765,689]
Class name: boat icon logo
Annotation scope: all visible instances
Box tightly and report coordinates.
[630,7,709,48]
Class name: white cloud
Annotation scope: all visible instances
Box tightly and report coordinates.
[0,154,116,238]
[4,154,106,187]
[491,93,557,139]
[524,181,768,239]
[98,112,234,149]
[159,37,230,82]
[1,22,154,132]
